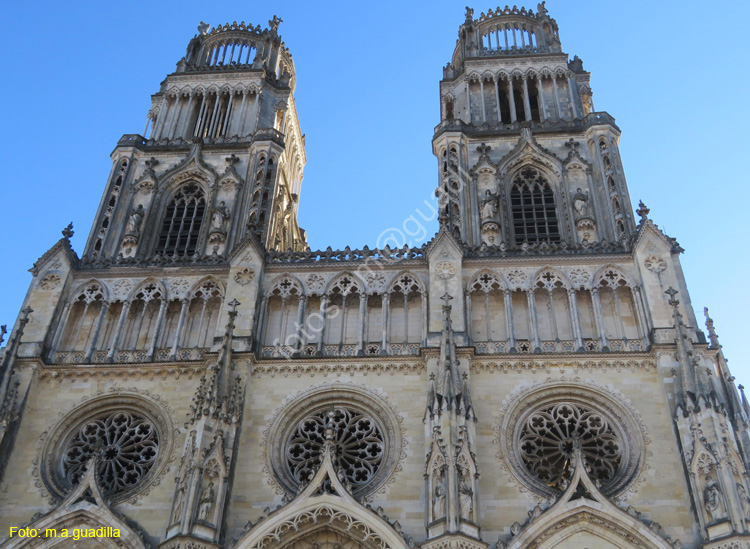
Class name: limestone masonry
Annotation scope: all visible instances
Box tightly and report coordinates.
[1,5,747,549]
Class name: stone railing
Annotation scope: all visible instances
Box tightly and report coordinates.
[473,338,644,355]
[51,347,208,365]
[259,342,420,359]
[267,244,427,264]
[434,112,618,137]
[464,237,629,258]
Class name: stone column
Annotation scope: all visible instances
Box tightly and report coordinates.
[537,76,547,120]
[421,292,428,346]
[504,290,516,351]
[106,302,131,362]
[552,76,561,121]
[480,79,487,122]
[508,78,517,123]
[147,299,168,360]
[168,299,190,360]
[316,294,329,356]
[177,93,194,137]
[632,287,650,348]
[49,302,72,360]
[591,288,610,351]
[231,90,247,136]
[256,296,268,352]
[380,293,390,355]
[166,94,181,139]
[84,302,109,363]
[527,290,541,352]
[567,289,584,351]
[294,295,308,354]
[522,77,532,121]
[493,78,501,123]
[568,76,579,119]
[357,293,367,355]
[465,290,473,346]
[465,78,472,124]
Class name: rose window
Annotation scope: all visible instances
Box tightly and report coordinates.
[286,407,384,490]
[519,403,622,492]
[62,411,159,497]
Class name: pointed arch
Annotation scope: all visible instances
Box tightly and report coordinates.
[467,270,508,349]
[57,280,108,357]
[263,274,305,354]
[235,444,409,549]
[8,459,146,548]
[593,266,641,345]
[386,272,426,352]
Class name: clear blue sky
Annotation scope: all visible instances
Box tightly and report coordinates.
[1,2,748,380]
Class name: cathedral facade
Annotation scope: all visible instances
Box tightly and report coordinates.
[1,5,748,549]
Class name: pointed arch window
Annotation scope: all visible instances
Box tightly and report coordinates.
[510,168,559,244]
[157,183,206,256]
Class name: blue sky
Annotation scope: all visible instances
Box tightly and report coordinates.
[1,1,749,380]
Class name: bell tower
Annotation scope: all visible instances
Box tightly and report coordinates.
[433,3,635,251]
[81,16,307,267]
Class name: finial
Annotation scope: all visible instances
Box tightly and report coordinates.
[476,143,491,156]
[0,325,6,347]
[704,307,721,349]
[440,293,454,306]
[62,222,74,240]
[429,372,436,381]
[228,298,241,315]
[462,371,468,380]
[665,287,679,305]
[537,1,548,16]
[636,200,650,222]
[197,21,210,35]
[465,6,474,22]
[564,138,579,150]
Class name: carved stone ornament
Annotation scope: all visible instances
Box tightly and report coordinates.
[506,268,528,288]
[167,277,190,300]
[234,267,256,286]
[38,392,174,504]
[435,261,456,280]
[40,273,61,291]
[568,268,590,288]
[366,272,386,292]
[644,255,667,274]
[111,279,134,300]
[306,273,326,292]
[263,382,405,500]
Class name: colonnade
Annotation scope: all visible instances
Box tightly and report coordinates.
[147,89,260,141]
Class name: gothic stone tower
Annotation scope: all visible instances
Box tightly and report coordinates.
[1,6,750,549]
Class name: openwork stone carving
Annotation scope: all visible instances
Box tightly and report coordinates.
[234,267,255,286]
[568,268,590,287]
[40,273,61,290]
[167,277,190,299]
[111,279,134,300]
[306,273,325,292]
[62,411,159,497]
[496,379,646,501]
[435,262,456,280]
[286,407,384,490]
[644,255,667,274]
[519,403,621,492]
[365,272,386,292]
[40,393,173,504]
[266,384,403,499]
[506,269,528,288]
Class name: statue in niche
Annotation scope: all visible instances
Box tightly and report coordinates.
[172,478,186,523]
[197,481,216,521]
[458,468,474,522]
[480,190,498,221]
[738,484,750,521]
[211,201,230,233]
[572,188,589,218]
[704,482,728,522]
[432,469,446,521]
[126,204,145,236]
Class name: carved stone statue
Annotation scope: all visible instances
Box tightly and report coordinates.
[126,204,145,236]
[198,481,216,521]
[738,483,750,521]
[458,472,473,522]
[172,479,186,523]
[211,201,230,233]
[432,475,446,521]
[572,188,589,218]
[480,190,498,221]
[704,482,727,522]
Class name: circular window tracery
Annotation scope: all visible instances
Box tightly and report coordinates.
[40,394,172,503]
[287,407,384,489]
[498,383,645,500]
[63,411,159,497]
[519,403,621,491]
[267,386,402,499]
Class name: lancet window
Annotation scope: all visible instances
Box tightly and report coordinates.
[58,282,106,354]
[468,272,507,344]
[122,283,165,352]
[263,276,304,352]
[181,280,223,349]
[595,269,640,344]
[510,168,559,244]
[325,275,363,351]
[387,274,425,350]
[533,271,573,345]
[157,183,206,256]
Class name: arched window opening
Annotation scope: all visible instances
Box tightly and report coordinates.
[597,270,640,344]
[157,183,206,257]
[388,274,424,351]
[497,79,512,123]
[183,280,223,349]
[528,79,541,121]
[122,283,164,351]
[60,283,106,353]
[263,277,302,352]
[325,276,361,353]
[469,273,506,345]
[510,168,559,244]
[533,272,573,346]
